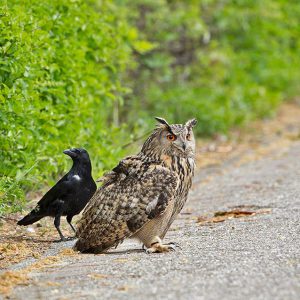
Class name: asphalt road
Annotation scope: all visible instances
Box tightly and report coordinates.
[6,142,300,300]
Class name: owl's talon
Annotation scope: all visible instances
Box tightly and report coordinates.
[165,242,182,250]
[168,245,176,251]
[144,242,177,253]
[145,248,154,254]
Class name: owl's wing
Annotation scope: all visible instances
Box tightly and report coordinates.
[75,164,179,253]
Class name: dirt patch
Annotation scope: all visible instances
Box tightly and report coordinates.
[0,240,42,267]
[88,273,110,280]
[0,214,80,269]
[0,270,29,296]
[0,248,80,297]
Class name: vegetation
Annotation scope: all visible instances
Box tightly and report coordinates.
[121,0,300,134]
[1,0,300,214]
[0,0,134,213]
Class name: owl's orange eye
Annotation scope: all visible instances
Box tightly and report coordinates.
[167,134,176,141]
[186,133,191,141]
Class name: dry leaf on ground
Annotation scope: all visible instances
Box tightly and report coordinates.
[197,209,270,225]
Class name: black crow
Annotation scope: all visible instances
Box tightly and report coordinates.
[17,148,97,241]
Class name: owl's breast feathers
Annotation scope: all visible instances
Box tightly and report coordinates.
[74,155,181,253]
[161,154,195,220]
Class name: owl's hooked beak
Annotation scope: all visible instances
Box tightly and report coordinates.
[174,140,187,153]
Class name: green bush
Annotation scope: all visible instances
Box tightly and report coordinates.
[0,0,135,214]
[1,0,300,214]
[119,0,300,134]
[0,176,25,214]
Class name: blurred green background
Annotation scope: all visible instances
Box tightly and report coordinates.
[1,0,300,214]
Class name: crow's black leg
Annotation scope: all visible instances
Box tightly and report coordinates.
[54,214,66,241]
[66,215,76,234]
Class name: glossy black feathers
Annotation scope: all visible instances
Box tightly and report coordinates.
[17,148,97,241]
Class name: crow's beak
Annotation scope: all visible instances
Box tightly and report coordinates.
[63,149,77,158]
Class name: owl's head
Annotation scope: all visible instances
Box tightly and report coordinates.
[141,117,197,159]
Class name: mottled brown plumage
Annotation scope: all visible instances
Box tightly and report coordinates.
[74,117,197,253]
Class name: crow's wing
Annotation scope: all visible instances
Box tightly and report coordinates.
[37,176,76,210]
[75,164,179,253]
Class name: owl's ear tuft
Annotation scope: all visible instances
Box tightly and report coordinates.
[155,117,169,126]
[185,118,197,130]
[154,117,172,132]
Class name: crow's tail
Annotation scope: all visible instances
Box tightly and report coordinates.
[17,208,44,226]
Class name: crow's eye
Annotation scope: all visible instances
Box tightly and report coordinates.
[167,134,176,141]
[186,133,191,141]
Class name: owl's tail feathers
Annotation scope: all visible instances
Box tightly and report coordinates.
[17,210,44,226]
[74,239,110,254]
[73,238,88,252]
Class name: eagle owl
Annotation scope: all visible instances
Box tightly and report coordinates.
[74,117,197,253]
